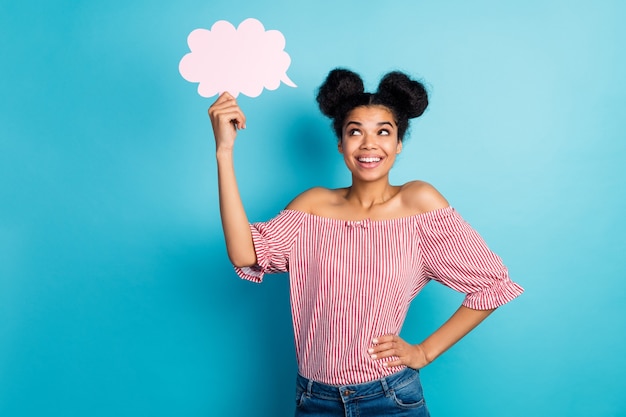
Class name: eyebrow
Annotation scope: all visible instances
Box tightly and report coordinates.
[345,121,395,128]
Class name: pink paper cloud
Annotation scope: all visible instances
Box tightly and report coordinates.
[179,18,296,98]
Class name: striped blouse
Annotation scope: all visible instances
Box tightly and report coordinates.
[235,206,523,385]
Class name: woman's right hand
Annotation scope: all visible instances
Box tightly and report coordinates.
[209,92,256,267]
[208,92,246,152]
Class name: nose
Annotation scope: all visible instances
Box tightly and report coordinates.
[360,133,377,149]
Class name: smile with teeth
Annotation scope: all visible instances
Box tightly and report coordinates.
[358,157,382,163]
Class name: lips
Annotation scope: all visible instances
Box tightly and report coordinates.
[358,157,381,163]
[355,155,384,168]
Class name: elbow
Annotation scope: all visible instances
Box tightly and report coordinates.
[228,252,258,268]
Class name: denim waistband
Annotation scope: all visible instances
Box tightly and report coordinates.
[296,367,419,401]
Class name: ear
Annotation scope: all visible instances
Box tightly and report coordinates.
[396,141,403,154]
[338,141,344,154]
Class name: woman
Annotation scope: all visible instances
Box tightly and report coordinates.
[209,68,523,416]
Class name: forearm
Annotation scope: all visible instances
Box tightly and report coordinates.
[216,149,256,267]
[420,305,495,363]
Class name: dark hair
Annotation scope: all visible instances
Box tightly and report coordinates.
[316,68,429,141]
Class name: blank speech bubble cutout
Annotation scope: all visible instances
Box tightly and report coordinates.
[179,18,296,98]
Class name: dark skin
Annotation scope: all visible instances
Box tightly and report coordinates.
[210,94,495,370]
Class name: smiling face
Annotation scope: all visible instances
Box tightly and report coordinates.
[338,105,403,183]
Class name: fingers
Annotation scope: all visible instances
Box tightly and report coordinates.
[211,91,236,107]
[368,335,428,369]
[208,93,247,136]
[212,108,245,130]
[210,94,239,118]
[368,335,401,365]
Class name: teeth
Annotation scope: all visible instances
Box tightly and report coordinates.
[358,157,381,163]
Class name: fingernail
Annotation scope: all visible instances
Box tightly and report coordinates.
[371,354,377,359]
[372,338,378,344]
[383,363,388,368]
[368,348,374,354]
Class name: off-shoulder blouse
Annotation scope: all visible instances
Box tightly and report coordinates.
[235,207,523,385]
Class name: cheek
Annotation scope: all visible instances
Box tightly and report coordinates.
[339,138,357,153]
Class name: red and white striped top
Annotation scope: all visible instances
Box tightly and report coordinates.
[235,206,523,385]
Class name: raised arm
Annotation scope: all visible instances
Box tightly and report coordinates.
[208,93,256,267]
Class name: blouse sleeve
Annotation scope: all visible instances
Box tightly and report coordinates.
[415,207,524,310]
[234,210,307,283]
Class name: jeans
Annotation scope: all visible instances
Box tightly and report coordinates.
[294,367,430,417]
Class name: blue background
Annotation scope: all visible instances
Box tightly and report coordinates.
[1,1,625,416]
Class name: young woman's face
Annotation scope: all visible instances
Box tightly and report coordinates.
[338,105,402,182]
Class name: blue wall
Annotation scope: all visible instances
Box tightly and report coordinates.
[1,1,624,415]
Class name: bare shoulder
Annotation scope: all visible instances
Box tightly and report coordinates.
[285,187,345,213]
[399,180,450,214]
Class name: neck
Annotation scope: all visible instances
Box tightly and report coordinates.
[344,177,397,210]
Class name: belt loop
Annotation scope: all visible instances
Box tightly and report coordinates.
[306,378,314,397]
[380,375,392,397]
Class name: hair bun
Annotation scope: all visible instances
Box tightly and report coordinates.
[316,68,365,118]
[376,72,428,119]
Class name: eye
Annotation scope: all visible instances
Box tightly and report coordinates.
[378,129,390,136]
[348,128,362,136]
